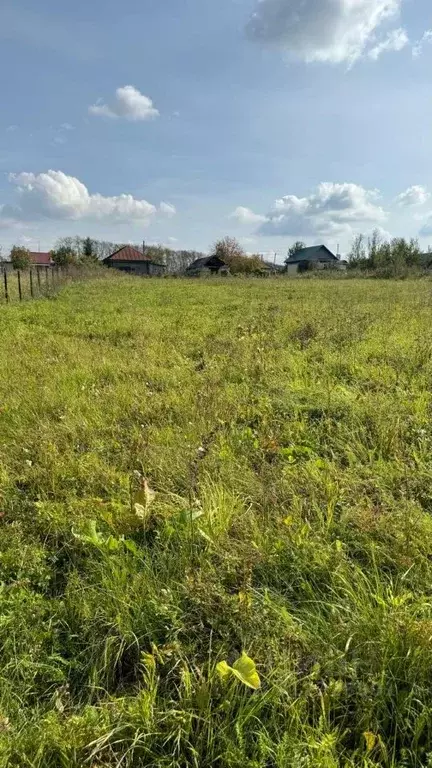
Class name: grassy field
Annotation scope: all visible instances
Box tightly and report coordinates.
[1,275,432,767]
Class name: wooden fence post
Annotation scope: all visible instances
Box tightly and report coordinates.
[37,268,41,292]
[3,270,8,303]
[45,267,49,290]
[29,269,34,298]
[17,270,22,301]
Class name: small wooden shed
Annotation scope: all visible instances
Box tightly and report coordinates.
[185,255,229,277]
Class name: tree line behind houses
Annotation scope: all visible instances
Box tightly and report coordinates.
[1,236,276,275]
[2,230,431,278]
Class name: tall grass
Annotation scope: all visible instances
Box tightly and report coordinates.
[0,276,432,766]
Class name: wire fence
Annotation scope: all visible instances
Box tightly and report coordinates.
[0,265,99,305]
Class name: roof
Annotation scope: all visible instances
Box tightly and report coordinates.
[186,255,227,270]
[286,245,338,264]
[29,252,52,265]
[262,261,285,271]
[104,245,154,263]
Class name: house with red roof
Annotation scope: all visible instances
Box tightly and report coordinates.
[29,252,54,267]
[103,245,166,276]
[0,250,54,271]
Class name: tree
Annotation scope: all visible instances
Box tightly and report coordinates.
[285,241,306,264]
[10,246,32,270]
[367,228,382,268]
[212,236,263,274]
[348,231,422,276]
[348,234,367,269]
[213,236,245,264]
[51,245,78,267]
[83,237,98,263]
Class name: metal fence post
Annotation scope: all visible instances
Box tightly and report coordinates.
[17,270,22,301]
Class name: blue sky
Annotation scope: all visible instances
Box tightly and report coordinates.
[1,0,432,260]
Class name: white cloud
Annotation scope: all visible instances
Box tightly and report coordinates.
[159,201,177,217]
[89,85,159,121]
[413,29,432,57]
[395,185,430,207]
[419,218,432,237]
[368,27,408,60]
[6,125,18,133]
[230,206,267,225]
[257,182,386,237]
[246,0,402,64]
[2,170,158,225]
[60,123,74,131]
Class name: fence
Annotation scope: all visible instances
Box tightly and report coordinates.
[0,265,97,305]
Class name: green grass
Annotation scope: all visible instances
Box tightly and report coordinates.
[1,275,432,766]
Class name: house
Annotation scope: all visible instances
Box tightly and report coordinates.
[285,245,345,275]
[103,245,166,276]
[0,251,54,271]
[29,252,54,267]
[185,255,229,277]
[261,261,286,275]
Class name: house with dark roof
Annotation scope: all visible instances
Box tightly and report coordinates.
[285,245,345,275]
[103,245,166,276]
[185,255,229,277]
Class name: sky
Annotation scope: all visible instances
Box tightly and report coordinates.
[1,0,432,261]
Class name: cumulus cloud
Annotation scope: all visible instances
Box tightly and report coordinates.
[255,182,386,237]
[413,29,432,57]
[230,206,267,225]
[159,202,177,218]
[368,27,408,60]
[2,170,159,225]
[246,0,403,64]
[89,85,159,121]
[395,185,430,207]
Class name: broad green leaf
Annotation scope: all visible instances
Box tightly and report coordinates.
[123,539,139,556]
[106,535,121,552]
[134,503,149,522]
[216,661,232,680]
[180,508,204,524]
[363,732,376,752]
[134,479,156,510]
[232,653,261,690]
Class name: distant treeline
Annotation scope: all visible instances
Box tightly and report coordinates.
[54,237,206,273]
[348,230,432,277]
